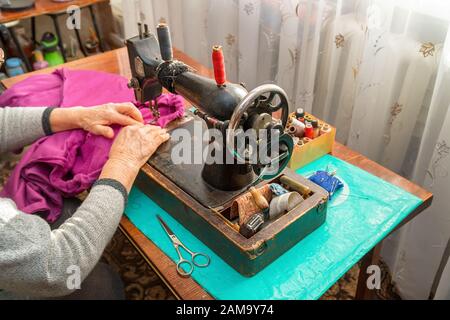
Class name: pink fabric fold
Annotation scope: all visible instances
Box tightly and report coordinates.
[0,68,184,223]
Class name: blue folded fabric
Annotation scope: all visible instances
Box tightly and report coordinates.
[309,170,344,199]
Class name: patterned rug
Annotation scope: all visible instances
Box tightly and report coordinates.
[1,154,400,300]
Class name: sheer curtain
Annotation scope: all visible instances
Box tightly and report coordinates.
[122,0,450,299]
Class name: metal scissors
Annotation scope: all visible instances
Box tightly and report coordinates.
[157,215,210,277]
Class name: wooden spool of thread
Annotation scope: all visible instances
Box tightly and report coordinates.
[288,124,304,138]
[320,124,332,136]
[302,137,312,144]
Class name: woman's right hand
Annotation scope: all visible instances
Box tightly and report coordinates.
[99,124,170,192]
[109,124,170,169]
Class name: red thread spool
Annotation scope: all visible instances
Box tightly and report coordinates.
[304,122,314,139]
[212,45,226,86]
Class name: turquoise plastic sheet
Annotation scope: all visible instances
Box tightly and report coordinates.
[124,154,422,299]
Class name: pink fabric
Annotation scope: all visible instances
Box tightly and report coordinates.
[0,68,184,223]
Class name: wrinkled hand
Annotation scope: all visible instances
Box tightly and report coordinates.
[109,124,170,170]
[99,124,170,192]
[76,103,144,138]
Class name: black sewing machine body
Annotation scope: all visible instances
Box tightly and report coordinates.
[126,25,328,276]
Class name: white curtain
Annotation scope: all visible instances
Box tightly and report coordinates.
[122,0,450,299]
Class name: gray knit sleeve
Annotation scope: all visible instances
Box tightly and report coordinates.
[0,107,51,154]
[0,180,127,298]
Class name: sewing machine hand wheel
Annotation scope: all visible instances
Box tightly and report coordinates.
[226,84,293,180]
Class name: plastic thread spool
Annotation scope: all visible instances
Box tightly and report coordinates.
[212,45,226,86]
[311,119,319,138]
[302,137,312,144]
[291,117,305,129]
[269,192,303,220]
[304,122,314,139]
[295,107,305,119]
[157,23,173,62]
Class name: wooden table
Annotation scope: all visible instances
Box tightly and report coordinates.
[1,47,433,300]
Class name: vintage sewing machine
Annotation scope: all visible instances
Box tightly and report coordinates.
[126,23,328,276]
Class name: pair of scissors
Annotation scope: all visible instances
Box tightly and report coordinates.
[157,215,210,277]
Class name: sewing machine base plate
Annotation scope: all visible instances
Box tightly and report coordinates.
[148,112,253,209]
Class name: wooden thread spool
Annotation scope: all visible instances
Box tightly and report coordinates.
[288,124,304,138]
[320,124,332,136]
[302,137,312,144]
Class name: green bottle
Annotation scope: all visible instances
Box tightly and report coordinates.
[41,32,64,66]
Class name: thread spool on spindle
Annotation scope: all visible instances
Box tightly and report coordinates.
[212,45,226,86]
[156,23,173,61]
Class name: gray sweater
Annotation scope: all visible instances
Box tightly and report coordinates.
[0,107,127,299]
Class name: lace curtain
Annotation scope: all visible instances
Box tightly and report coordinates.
[122,0,450,299]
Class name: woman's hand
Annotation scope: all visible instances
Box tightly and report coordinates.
[99,124,170,192]
[49,103,144,138]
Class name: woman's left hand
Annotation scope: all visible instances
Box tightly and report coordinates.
[50,103,144,138]
[75,103,144,138]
